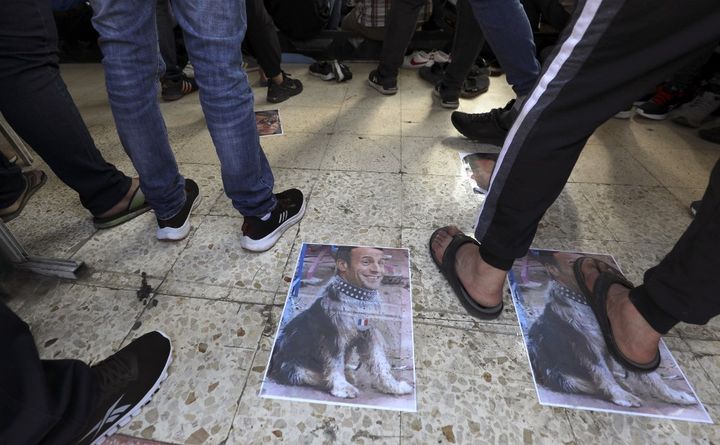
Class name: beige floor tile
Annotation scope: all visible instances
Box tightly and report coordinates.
[335,103,402,136]
[20,283,144,364]
[401,136,496,176]
[120,295,267,445]
[401,108,458,139]
[72,212,193,277]
[321,134,401,173]
[578,183,693,244]
[569,143,659,186]
[305,171,402,227]
[627,145,719,189]
[401,174,484,229]
[666,187,706,209]
[167,215,294,292]
[261,132,331,170]
[264,105,341,134]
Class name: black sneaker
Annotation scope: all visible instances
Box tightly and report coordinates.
[74,331,172,445]
[461,64,490,99]
[636,84,688,120]
[240,188,306,252]
[419,62,447,86]
[368,69,398,95]
[161,74,198,101]
[267,72,303,104]
[156,178,200,241]
[309,61,334,80]
[433,82,460,109]
[329,60,353,83]
[451,99,516,146]
[699,125,720,144]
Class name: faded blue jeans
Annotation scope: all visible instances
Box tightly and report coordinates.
[468,0,540,97]
[90,0,276,219]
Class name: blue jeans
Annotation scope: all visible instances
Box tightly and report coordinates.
[468,0,540,97]
[90,0,276,219]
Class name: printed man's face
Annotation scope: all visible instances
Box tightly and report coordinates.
[338,247,386,290]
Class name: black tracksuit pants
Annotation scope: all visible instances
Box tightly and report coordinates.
[244,0,283,79]
[0,302,96,444]
[475,0,720,334]
[0,0,130,216]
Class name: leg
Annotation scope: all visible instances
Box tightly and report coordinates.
[442,0,486,93]
[0,0,133,216]
[377,0,427,79]
[90,0,186,220]
[468,0,540,97]
[0,302,96,444]
[156,0,181,82]
[0,155,24,209]
[244,0,282,79]
[171,0,276,216]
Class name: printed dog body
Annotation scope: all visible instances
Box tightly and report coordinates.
[268,276,413,398]
[527,280,696,407]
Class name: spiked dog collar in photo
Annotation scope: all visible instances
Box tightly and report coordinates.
[332,276,380,301]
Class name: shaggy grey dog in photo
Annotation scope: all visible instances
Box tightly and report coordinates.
[527,253,696,408]
[268,246,413,399]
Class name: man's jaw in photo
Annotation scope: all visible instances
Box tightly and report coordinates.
[337,247,385,290]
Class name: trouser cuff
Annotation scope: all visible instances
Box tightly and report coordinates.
[479,245,514,271]
[628,284,680,335]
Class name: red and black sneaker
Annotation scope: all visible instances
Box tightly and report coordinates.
[240,188,306,252]
[636,84,689,120]
[161,74,198,101]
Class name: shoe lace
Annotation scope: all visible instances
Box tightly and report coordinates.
[92,354,134,399]
[467,99,515,123]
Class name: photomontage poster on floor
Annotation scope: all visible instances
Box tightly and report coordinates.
[255,109,283,137]
[261,243,417,412]
[508,248,711,423]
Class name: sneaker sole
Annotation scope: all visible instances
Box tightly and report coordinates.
[156,195,202,241]
[367,79,397,95]
[310,71,335,81]
[240,198,307,252]
[635,109,668,120]
[613,109,634,119]
[90,331,173,445]
[432,88,459,109]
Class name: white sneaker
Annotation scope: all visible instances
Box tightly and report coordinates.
[402,50,432,69]
[430,50,451,64]
[671,90,720,128]
[182,61,195,79]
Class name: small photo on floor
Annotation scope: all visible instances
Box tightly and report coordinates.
[509,249,711,423]
[458,151,498,195]
[261,243,416,412]
[255,109,283,137]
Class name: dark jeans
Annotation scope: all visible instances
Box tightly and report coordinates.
[0,302,96,445]
[157,0,182,82]
[245,0,282,79]
[520,0,570,31]
[474,0,720,333]
[442,0,486,92]
[0,0,131,216]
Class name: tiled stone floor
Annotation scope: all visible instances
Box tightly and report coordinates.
[3,62,720,444]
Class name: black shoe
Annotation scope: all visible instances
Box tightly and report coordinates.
[433,82,460,109]
[161,74,198,101]
[309,61,333,80]
[368,69,398,95]
[241,188,306,252]
[461,64,490,99]
[698,125,720,144]
[329,60,353,83]
[267,72,303,104]
[156,178,200,241]
[74,331,172,445]
[451,99,516,146]
[418,62,448,86]
[635,84,688,120]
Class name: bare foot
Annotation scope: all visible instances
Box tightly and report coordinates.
[430,225,506,308]
[579,260,661,365]
[96,177,140,218]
